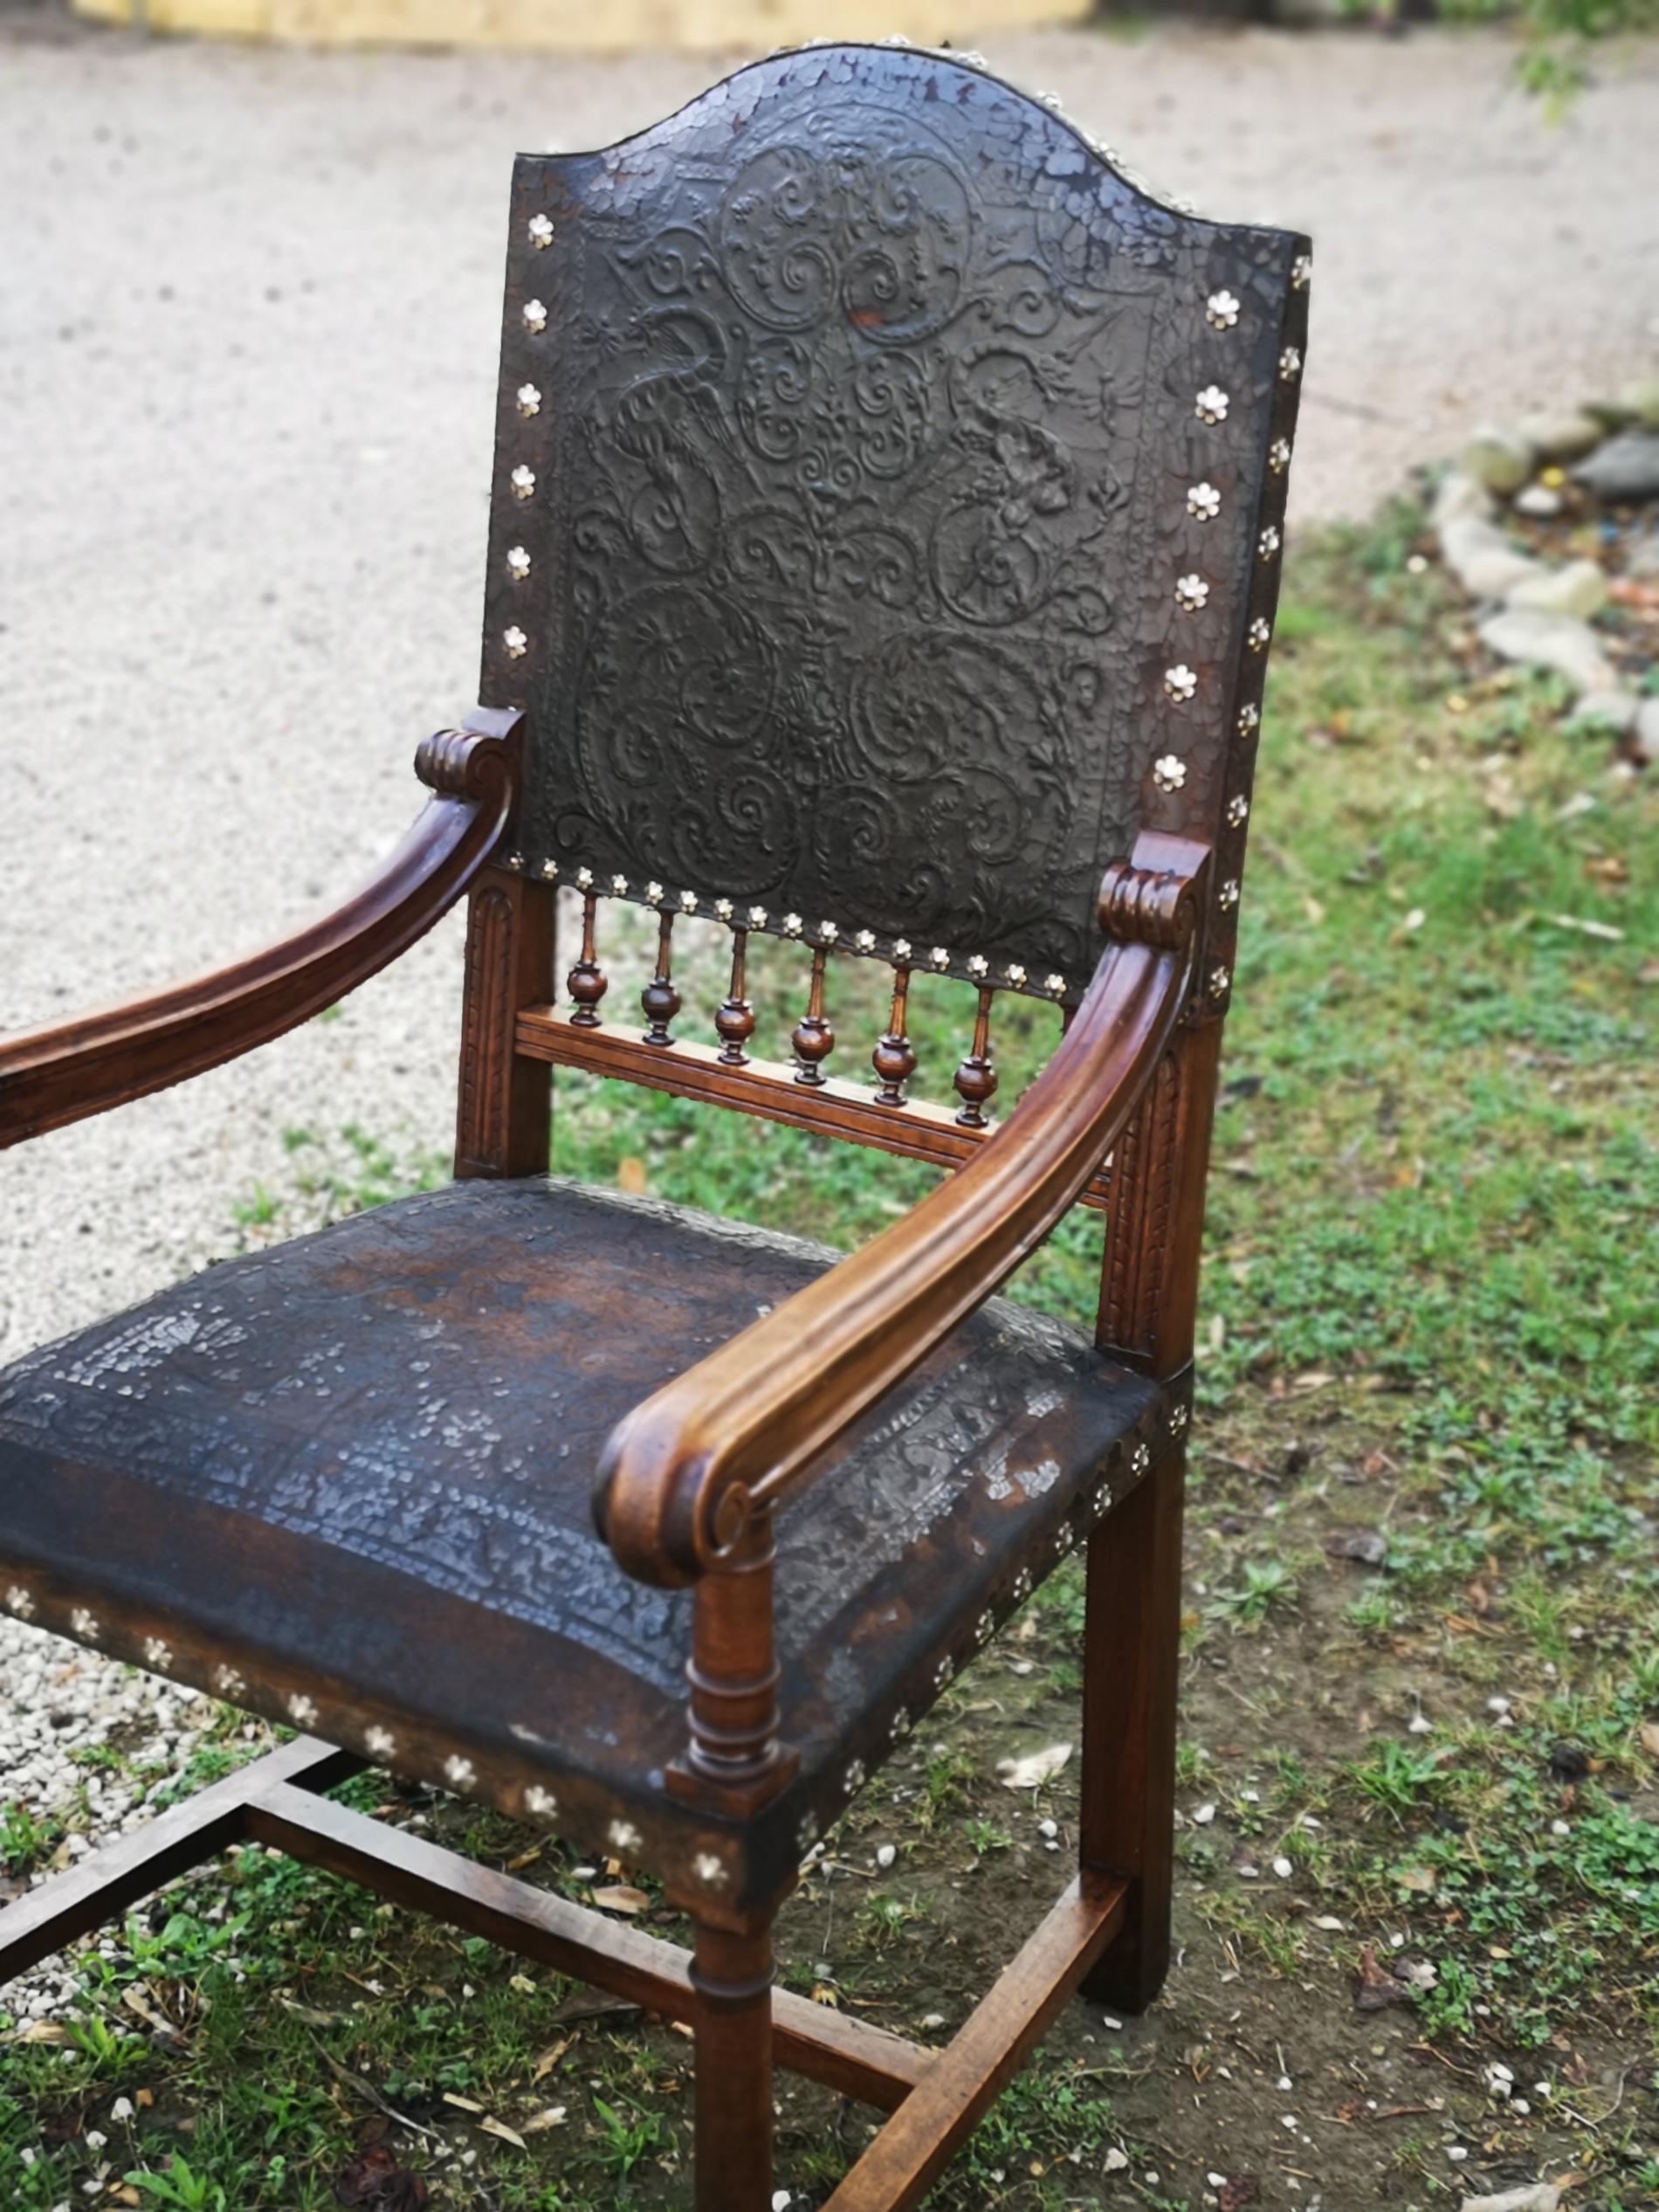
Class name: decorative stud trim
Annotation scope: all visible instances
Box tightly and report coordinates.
[1004,961,1027,986]
[783,912,802,937]
[1206,288,1240,328]
[1291,252,1311,289]
[1227,793,1250,827]
[974,1609,995,1646]
[366,1726,396,1758]
[506,544,532,580]
[679,890,699,913]
[1248,616,1271,651]
[1170,1402,1192,1435]
[1011,1568,1032,1603]
[748,905,768,927]
[5,1585,35,1620]
[1194,384,1229,424]
[1132,1441,1152,1476]
[445,1754,476,1788]
[1187,482,1222,521]
[575,865,594,890]
[288,1692,317,1726]
[1236,703,1260,734]
[893,938,912,961]
[1164,665,1197,703]
[516,382,540,417]
[528,213,554,248]
[524,1783,558,1819]
[510,464,535,500]
[521,298,547,333]
[1174,572,1209,611]
[503,625,528,658]
[694,1850,728,1889]
[1268,437,1292,473]
[1207,964,1230,1001]
[1153,753,1187,793]
[142,1637,171,1670]
[967,953,988,978]
[540,858,558,880]
[71,1607,100,1640]
[1257,526,1281,561]
[929,946,949,969]
[1219,877,1240,909]
[934,1655,955,1689]
[715,898,733,922]
[1044,972,1066,997]
[889,1707,912,1742]
[609,1819,642,1856]
[1279,346,1302,381]
[818,920,837,943]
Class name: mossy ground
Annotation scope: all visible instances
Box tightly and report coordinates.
[3,503,1657,2209]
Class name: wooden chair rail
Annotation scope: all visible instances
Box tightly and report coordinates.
[596,834,1208,1592]
[514,1007,1114,1210]
[0,713,520,1150]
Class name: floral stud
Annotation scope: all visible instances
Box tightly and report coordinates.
[715,898,733,921]
[1291,252,1311,289]
[525,1784,558,1818]
[609,1819,642,1856]
[783,912,802,937]
[142,1637,171,1670]
[1174,572,1209,611]
[1132,1442,1152,1476]
[843,1758,866,1795]
[1219,878,1241,909]
[1257,526,1280,561]
[445,1754,476,1788]
[1279,346,1302,381]
[288,1692,318,1727]
[1170,1402,1192,1435]
[1248,616,1271,651]
[1153,753,1187,793]
[893,939,912,961]
[694,1850,728,1889]
[216,1665,244,1698]
[1237,702,1260,734]
[575,865,594,890]
[1227,793,1250,827]
[1195,384,1229,424]
[967,953,988,978]
[679,889,699,913]
[890,1707,912,1742]
[934,1655,954,1689]
[747,905,768,928]
[1187,482,1222,521]
[1206,288,1240,328]
[1269,437,1292,473]
[511,464,535,500]
[503,625,527,658]
[366,1726,396,1758]
[516,382,540,417]
[610,873,629,895]
[644,881,664,906]
[818,920,837,943]
[1011,1568,1033,1603]
[4,1585,35,1619]
[71,1607,100,1640]
[1208,963,1230,1001]
[930,946,949,969]
[506,544,532,580]
[528,212,554,248]
[855,927,877,954]
[1164,664,1198,703]
[1005,961,1027,986]
[521,298,547,333]
[1045,972,1066,996]
[540,858,558,880]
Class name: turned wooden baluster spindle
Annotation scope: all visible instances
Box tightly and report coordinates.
[641,910,680,1048]
[953,984,999,1128]
[871,962,916,1107]
[791,947,835,1087]
[567,890,608,1029]
[714,927,755,1066]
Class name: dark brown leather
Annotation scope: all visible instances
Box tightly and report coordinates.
[0,1179,1175,1905]
[478,41,1310,1003]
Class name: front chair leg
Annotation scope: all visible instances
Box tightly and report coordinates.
[691,1915,776,2210]
[1077,1447,1186,2012]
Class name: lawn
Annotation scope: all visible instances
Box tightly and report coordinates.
[3,498,1657,2209]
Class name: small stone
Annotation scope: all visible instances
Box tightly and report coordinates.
[1513,483,1563,519]
[1505,558,1608,620]
[1574,429,1659,503]
[1517,409,1604,464]
[1104,2147,1130,2173]
[1477,608,1615,696]
[1634,697,1659,764]
[1440,516,1539,599]
[1614,377,1659,429]
[1431,468,1494,531]
[875,1843,897,1869]
[1460,425,1535,496]
[1567,688,1638,736]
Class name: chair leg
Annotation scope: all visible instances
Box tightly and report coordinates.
[1077,1447,1186,2013]
[690,1914,775,2211]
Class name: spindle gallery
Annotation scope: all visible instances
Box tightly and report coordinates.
[0,40,1307,2209]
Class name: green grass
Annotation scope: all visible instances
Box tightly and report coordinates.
[3,500,1656,2207]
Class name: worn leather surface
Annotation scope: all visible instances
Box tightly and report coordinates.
[479,42,1309,997]
[0,1180,1171,1898]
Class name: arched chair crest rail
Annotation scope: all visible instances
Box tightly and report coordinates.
[0,42,1309,2211]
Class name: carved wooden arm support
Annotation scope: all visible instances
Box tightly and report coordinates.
[0,711,521,1150]
[595,832,1210,1595]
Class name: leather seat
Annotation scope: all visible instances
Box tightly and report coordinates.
[0,1177,1172,1897]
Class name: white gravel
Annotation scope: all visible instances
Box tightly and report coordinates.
[3,10,1657,2011]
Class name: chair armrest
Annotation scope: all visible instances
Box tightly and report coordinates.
[0,713,520,1149]
[595,832,1209,1588]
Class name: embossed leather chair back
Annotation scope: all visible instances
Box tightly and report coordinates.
[481,43,1308,1018]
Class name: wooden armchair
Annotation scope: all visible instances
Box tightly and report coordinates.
[0,44,1308,2209]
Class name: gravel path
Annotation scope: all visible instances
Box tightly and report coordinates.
[2,11,1656,1997]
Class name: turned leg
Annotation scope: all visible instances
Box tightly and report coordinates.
[1077,1448,1186,2012]
[691,1916,775,2211]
